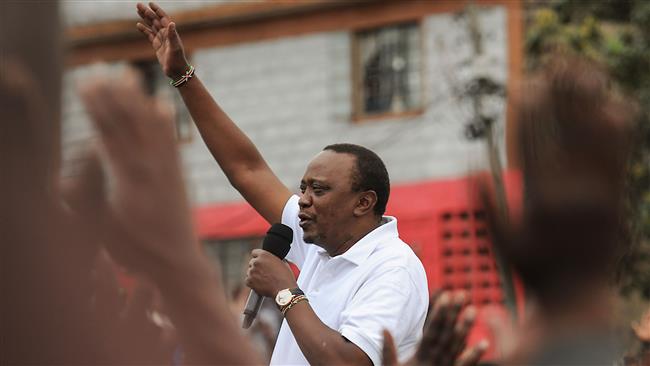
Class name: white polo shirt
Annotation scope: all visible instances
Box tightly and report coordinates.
[269,195,429,366]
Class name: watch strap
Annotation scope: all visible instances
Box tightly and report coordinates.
[289,288,304,296]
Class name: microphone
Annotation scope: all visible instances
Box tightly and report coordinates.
[242,223,293,329]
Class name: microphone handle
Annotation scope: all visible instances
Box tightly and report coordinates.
[242,290,265,329]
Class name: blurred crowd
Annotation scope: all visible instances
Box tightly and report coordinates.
[3,1,650,365]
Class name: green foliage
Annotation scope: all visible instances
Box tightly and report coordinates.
[525,0,650,298]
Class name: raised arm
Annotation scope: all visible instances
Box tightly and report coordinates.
[79,72,262,364]
[136,2,291,224]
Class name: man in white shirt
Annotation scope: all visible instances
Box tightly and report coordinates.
[136,3,429,364]
[262,144,429,365]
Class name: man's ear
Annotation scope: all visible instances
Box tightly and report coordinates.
[353,191,378,217]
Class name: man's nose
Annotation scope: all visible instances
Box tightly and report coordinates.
[298,192,312,208]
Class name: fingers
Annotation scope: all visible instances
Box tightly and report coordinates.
[416,292,449,362]
[149,2,171,27]
[136,3,157,29]
[437,292,468,345]
[427,292,467,363]
[246,254,258,286]
[245,266,254,288]
[137,22,156,43]
[448,306,477,358]
[455,340,488,366]
[416,291,477,366]
[382,330,399,366]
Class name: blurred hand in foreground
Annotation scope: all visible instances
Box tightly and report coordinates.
[382,291,488,366]
[78,70,261,364]
[79,70,200,281]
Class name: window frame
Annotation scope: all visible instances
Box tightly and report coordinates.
[350,19,426,123]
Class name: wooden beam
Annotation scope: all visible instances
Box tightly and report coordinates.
[66,0,353,47]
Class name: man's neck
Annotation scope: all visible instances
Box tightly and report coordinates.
[327,217,384,257]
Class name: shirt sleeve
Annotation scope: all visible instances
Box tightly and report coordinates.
[281,195,308,269]
[338,266,424,366]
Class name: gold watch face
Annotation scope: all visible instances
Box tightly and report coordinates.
[276,289,293,307]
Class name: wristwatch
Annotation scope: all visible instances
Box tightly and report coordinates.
[275,287,305,308]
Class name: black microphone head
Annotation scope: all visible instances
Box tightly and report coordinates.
[262,223,293,259]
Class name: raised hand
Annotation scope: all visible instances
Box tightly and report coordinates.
[79,69,262,364]
[382,291,488,366]
[136,2,188,79]
[79,69,198,280]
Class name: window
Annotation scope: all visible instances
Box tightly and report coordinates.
[132,59,193,142]
[353,22,422,120]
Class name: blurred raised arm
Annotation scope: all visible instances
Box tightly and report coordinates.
[79,71,261,364]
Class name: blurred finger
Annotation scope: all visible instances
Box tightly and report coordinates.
[382,330,398,366]
[449,305,477,358]
[80,82,128,159]
[416,291,450,362]
[455,340,488,366]
[432,291,466,357]
[445,291,467,327]
[438,291,467,342]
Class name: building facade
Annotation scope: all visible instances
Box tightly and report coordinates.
[62,0,523,359]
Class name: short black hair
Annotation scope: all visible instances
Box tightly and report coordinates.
[323,143,390,216]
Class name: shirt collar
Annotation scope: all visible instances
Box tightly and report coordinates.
[317,216,399,265]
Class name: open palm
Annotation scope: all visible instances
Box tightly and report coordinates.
[136,2,188,78]
[382,291,488,366]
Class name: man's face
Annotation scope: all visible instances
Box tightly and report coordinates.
[298,151,360,249]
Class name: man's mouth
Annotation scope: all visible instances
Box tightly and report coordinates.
[298,213,313,228]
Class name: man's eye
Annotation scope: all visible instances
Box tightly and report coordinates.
[299,185,306,193]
